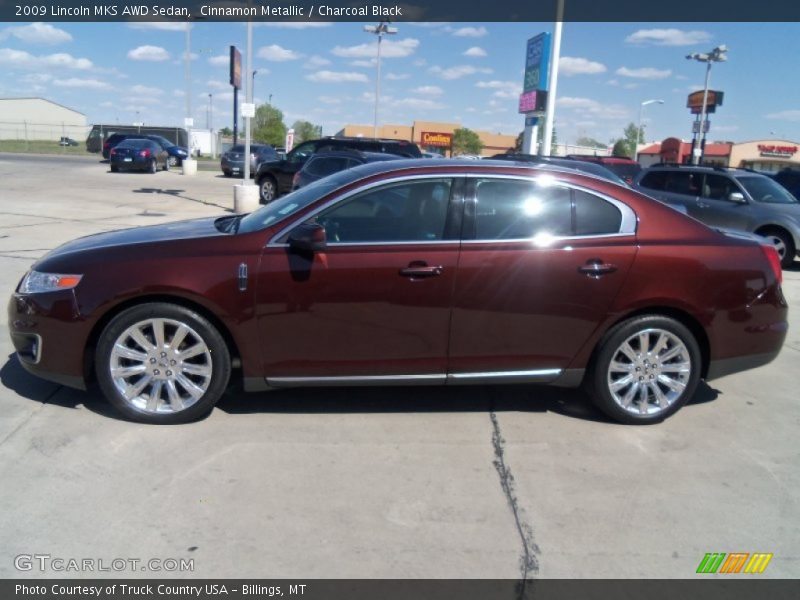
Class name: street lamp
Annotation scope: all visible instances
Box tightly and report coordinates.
[363,21,397,138]
[637,99,664,150]
[686,44,728,164]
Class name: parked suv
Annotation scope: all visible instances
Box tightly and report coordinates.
[635,164,800,267]
[292,150,402,190]
[566,155,642,185]
[255,137,422,203]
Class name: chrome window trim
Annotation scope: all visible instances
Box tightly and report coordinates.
[266,171,637,248]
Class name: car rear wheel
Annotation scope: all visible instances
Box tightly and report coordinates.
[759,228,795,268]
[163,158,170,172]
[258,176,277,204]
[587,315,701,424]
[95,303,231,424]
[148,159,157,174]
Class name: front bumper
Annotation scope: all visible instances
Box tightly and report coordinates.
[8,291,91,390]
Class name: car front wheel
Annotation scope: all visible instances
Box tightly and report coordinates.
[95,303,231,424]
[587,315,701,424]
[258,176,277,204]
[168,156,177,167]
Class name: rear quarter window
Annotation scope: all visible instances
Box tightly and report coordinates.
[639,171,667,190]
[573,190,623,235]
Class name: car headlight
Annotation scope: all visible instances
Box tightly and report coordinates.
[20,271,83,294]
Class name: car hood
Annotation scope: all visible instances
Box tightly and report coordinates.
[40,216,227,261]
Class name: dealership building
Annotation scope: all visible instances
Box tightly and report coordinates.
[0,97,88,142]
[337,121,517,157]
[638,137,800,173]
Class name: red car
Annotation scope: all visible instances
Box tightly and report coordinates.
[8,160,788,424]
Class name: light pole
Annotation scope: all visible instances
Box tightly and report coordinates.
[686,44,727,164]
[541,0,564,156]
[637,99,664,153]
[364,21,397,138]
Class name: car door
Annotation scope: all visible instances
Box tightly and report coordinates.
[254,176,464,382]
[447,176,637,381]
[693,173,752,230]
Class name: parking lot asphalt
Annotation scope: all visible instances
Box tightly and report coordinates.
[0,152,798,579]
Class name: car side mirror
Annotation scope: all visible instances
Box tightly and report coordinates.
[288,222,327,253]
[729,192,746,203]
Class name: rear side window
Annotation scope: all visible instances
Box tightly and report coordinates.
[305,156,351,178]
[639,171,667,190]
[574,190,622,235]
[665,172,702,195]
[473,179,572,240]
[701,174,738,200]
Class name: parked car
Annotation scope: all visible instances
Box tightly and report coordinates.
[145,134,189,167]
[102,133,134,159]
[771,168,800,200]
[566,155,642,185]
[109,139,169,173]
[255,137,422,203]
[221,144,278,177]
[59,136,78,147]
[635,164,800,267]
[9,160,787,425]
[490,153,628,185]
[292,150,403,190]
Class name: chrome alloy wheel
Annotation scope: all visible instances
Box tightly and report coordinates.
[765,234,787,259]
[606,328,692,416]
[109,318,212,414]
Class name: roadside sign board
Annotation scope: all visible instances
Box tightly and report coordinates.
[240,103,255,119]
[523,33,551,93]
[518,90,548,114]
[687,90,723,114]
[230,46,242,90]
[420,132,453,147]
[692,120,710,133]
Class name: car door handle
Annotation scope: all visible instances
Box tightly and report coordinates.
[400,262,443,278]
[697,200,711,208]
[578,260,618,277]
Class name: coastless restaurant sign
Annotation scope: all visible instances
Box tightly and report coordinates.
[421,132,453,148]
[758,144,797,158]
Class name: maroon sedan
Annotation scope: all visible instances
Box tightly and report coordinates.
[8,160,788,424]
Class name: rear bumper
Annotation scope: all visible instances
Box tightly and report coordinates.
[706,349,783,381]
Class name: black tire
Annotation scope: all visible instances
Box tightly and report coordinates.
[110,165,118,173]
[759,228,795,268]
[258,175,278,204]
[167,155,177,167]
[95,303,231,424]
[148,159,157,174]
[222,170,232,177]
[585,315,702,424]
[163,158,170,172]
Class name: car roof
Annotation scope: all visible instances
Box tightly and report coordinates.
[644,164,770,178]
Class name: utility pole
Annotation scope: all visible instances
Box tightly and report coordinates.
[686,45,727,164]
[541,0,563,156]
[364,21,397,138]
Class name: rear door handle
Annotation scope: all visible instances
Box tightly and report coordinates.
[578,260,617,277]
[400,261,443,278]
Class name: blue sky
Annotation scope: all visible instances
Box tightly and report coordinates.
[1,21,799,146]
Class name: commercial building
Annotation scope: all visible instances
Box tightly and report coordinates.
[337,121,517,157]
[0,97,88,141]
[638,137,800,173]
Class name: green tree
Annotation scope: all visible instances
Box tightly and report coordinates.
[612,122,644,158]
[612,139,630,158]
[451,128,484,156]
[291,120,321,144]
[514,130,524,152]
[576,136,606,149]
[252,103,287,147]
[219,126,233,137]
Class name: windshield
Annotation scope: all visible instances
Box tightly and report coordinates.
[238,169,360,233]
[738,176,798,204]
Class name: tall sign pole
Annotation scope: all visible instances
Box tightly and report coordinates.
[518,32,551,154]
[541,0,564,156]
[243,20,253,183]
[230,46,242,145]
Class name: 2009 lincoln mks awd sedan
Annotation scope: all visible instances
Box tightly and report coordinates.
[8,160,788,424]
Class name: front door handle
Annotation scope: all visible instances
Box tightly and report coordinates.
[400,261,443,278]
[578,259,617,277]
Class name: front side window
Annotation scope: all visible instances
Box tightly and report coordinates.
[473,179,572,240]
[738,176,798,204]
[312,179,452,243]
[287,141,318,164]
[701,174,739,201]
[665,172,702,196]
[639,171,667,191]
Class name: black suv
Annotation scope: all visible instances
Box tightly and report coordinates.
[254,137,422,203]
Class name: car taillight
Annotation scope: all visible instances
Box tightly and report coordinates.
[104,142,110,149]
[760,244,783,284]
[138,149,150,158]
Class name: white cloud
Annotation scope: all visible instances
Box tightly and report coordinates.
[626,28,712,46]
[430,65,492,80]
[558,96,629,120]
[559,56,607,76]
[127,45,170,62]
[305,70,368,83]
[304,55,331,69]
[411,85,444,96]
[207,80,228,90]
[53,77,110,90]
[385,73,410,80]
[349,59,375,68]
[463,46,487,57]
[318,95,343,104]
[476,80,520,92]
[392,98,445,110]
[616,66,672,79]
[451,26,488,38]
[21,73,53,84]
[0,48,92,70]
[127,22,187,32]
[332,38,420,59]
[208,54,229,66]
[130,84,163,95]
[0,23,72,45]
[765,110,800,122]
[257,44,301,62]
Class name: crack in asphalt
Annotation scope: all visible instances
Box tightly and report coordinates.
[490,407,540,597]
[0,384,63,449]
